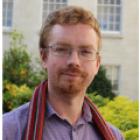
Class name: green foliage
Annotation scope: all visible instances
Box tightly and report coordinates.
[3,30,47,88]
[3,31,31,85]
[87,93,109,107]
[27,60,47,88]
[3,80,33,112]
[99,96,138,132]
[87,66,115,99]
[124,129,138,140]
[3,30,47,112]
[88,94,138,140]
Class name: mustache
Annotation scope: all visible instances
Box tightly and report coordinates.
[60,65,83,75]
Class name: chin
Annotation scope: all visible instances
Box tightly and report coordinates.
[58,81,86,95]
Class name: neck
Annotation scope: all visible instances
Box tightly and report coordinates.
[47,88,85,125]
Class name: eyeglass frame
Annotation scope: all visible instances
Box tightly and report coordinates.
[45,44,100,61]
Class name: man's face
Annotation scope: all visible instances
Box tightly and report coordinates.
[42,23,100,95]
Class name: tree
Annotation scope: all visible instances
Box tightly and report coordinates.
[3,30,47,87]
[3,30,31,85]
[87,66,115,99]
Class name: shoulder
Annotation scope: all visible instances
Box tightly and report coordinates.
[108,123,124,140]
[3,103,30,140]
[3,102,29,121]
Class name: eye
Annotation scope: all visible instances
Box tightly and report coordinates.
[80,48,93,55]
[55,47,68,53]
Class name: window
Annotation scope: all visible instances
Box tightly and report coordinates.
[43,0,67,23]
[104,65,120,92]
[3,0,14,28]
[97,0,122,32]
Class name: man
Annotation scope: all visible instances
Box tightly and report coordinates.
[3,6,124,140]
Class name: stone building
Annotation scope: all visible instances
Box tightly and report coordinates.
[3,0,139,99]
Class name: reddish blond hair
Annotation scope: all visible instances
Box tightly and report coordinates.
[39,6,101,51]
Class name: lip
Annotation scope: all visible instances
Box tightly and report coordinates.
[62,72,80,77]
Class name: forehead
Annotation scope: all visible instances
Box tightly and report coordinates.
[49,23,99,49]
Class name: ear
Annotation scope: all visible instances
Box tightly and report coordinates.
[95,55,101,75]
[40,48,48,69]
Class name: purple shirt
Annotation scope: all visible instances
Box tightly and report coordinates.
[3,102,124,140]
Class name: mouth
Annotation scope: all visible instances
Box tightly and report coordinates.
[63,72,80,77]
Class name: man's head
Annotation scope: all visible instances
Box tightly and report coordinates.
[40,6,101,95]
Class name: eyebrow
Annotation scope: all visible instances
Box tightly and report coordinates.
[52,42,97,50]
[52,42,72,47]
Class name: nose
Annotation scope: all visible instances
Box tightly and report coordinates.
[66,51,80,67]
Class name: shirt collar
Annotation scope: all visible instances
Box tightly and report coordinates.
[46,99,93,124]
[46,100,58,119]
[82,100,93,122]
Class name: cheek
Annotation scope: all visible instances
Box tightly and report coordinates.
[47,58,65,77]
[47,61,57,75]
[47,63,58,83]
[85,63,99,79]
[44,54,57,70]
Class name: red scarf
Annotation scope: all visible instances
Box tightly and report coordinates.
[24,80,116,140]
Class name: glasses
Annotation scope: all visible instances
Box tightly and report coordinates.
[47,44,99,61]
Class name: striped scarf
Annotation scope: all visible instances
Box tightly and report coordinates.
[24,80,116,140]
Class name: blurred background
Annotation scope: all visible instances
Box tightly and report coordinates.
[3,0,139,139]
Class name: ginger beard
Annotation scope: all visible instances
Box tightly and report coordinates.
[58,67,88,94]
[47,63,95,96]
